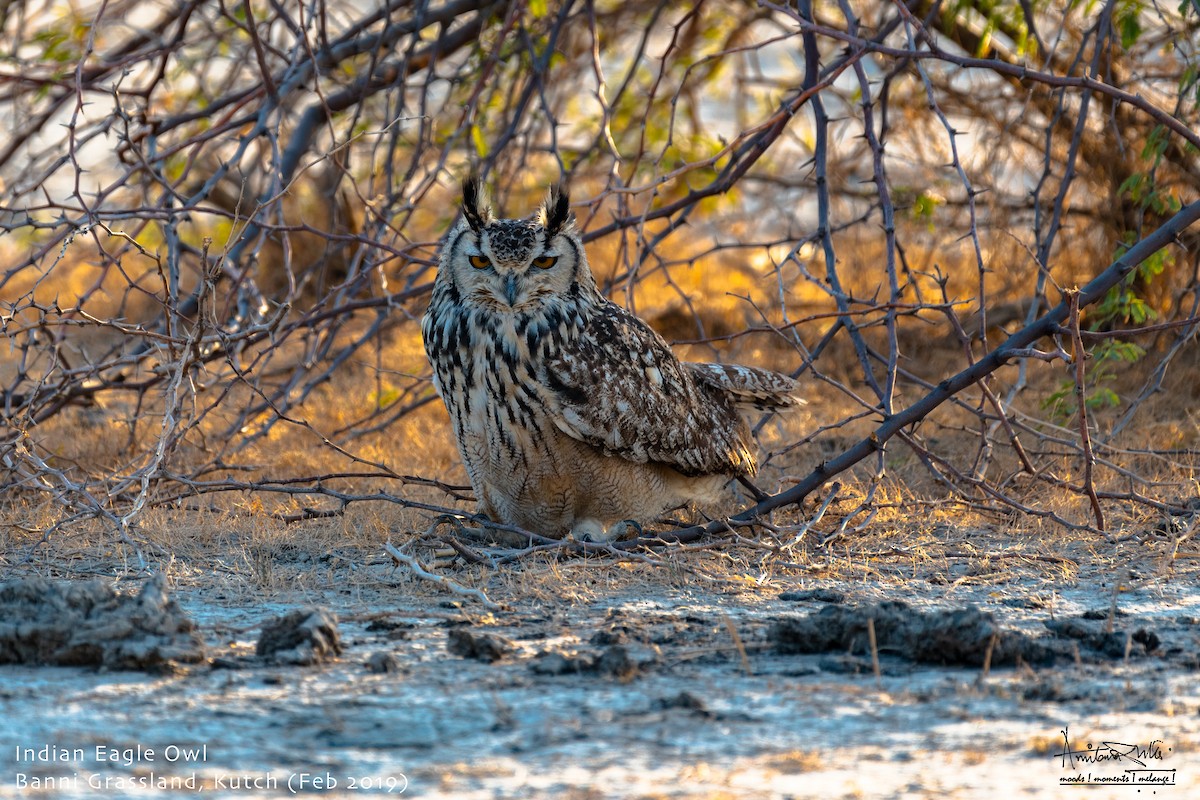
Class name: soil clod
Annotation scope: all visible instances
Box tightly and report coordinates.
[448,628,515,662]
[256,607,342,665]
[779,588,847,604]
[770,601,1169,668]
[0,574,204,671]
[364,651,404,673]
[654,691,709,715]
[530,650,592,675]
[771,601,1057,667]
[1043,618,1160,659]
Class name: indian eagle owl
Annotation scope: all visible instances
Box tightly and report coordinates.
[421,177,800,541]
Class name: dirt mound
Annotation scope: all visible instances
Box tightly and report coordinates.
[256,607,342,665]
[0,574,204,671]
[530,643,662,680]
[447,627,515,662]
[1043,616,1160,659]
[772,601,1062,667]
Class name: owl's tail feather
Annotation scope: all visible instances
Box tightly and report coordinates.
[686,362,806,412]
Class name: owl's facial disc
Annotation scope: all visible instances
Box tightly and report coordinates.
[464,219,567,311]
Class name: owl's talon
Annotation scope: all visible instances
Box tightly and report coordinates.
[569,518,642,543]
[609,519,643,541]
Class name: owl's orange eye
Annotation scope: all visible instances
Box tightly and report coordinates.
[468,254,491,269]
[532,255,558,269]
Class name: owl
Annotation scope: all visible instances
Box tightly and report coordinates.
[421,177,801,542]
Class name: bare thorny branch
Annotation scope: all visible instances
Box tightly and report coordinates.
[1,0,1198,561]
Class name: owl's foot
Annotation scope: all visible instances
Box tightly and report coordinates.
[571,518,643,543]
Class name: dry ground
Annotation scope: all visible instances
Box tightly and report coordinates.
[3,238,1199,798]
[1,500,1198,799]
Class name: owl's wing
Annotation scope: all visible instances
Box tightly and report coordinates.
[685,362,804,411]
[541,303,757,477]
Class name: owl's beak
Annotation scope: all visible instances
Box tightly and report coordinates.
[504,273,519,306]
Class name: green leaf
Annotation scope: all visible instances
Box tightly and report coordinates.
[1180,64,1199,94]
[470,124,489,158]
[912,191,942,231]
[1042,382,1075,417]
[976,19,995,57]
[1107,341,1146,362]
[1136,246,1172,283]
[529,0,548,18]
[1140,125,1168,160]
[1118,10,1142,49]
[1085,388,1121,410]
[1126,297,1152,324]
[1118,172,1145,200]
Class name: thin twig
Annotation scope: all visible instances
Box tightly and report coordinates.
[383,540,503,611]
[1066,289,1106,532]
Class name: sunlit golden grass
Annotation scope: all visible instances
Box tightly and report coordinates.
[6,372,1191,601]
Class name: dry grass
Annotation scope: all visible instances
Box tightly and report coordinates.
[4,413,1194,615]
[2,222,1198,609]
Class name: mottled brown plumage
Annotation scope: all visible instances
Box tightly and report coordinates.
[421,178,801,540]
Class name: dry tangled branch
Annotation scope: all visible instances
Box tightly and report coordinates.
[2,0,1198,558]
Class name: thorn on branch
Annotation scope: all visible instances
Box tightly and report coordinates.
[1003,345,1072,364]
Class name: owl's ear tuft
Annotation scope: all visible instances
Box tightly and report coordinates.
[461,173,491,232]
[541,183,573,238]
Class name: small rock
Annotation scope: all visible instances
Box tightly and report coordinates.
[364,651,404,674]
[817,655,877,674]
[256,608,342,665]
[594,643,659,680]
[590,618,646,645]
[590,629,627,646]
[365,618,414,634]
[531,643,660,679]
[654,691,709,714]
[530,651,591,675]
[447,628,514,662]
[1082,607,1126,620]
[210,657,252,670]
[1000,595,1051,609]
